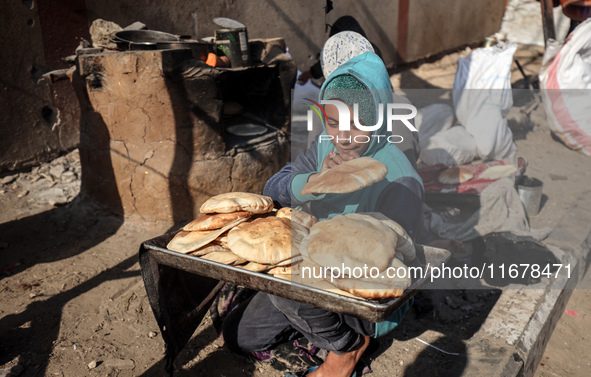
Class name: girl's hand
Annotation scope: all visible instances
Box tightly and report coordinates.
[319,150,360,175]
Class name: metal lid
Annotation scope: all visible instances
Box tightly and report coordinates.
[213,17,246,29]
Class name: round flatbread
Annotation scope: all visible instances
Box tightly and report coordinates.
[438,166,474,185]
[301,157,387,195]
[356,212,416,262]
[305,214,397,272]
[334,258,411,299]
[166,217,248,254]
[237,261,271,272]
[183,212,250,231]
[333,278,410,299]
[200,250,246,265]
[478,164,518,180]
[189,244,228,257]
[276,207,318,229]
[227,217,293,264]
[200,192,274,214]
[276,207,291,219]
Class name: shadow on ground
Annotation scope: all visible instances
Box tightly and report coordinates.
[0,200,128,375]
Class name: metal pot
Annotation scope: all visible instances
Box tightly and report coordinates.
[156,41,213,61]
[111,31,213,61]
[114,30,179,44]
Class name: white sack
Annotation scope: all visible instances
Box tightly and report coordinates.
[420,125,478,166]
[453,43,518,161]
[539,19,591,156]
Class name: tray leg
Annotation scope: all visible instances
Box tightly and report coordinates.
[140,246,224,375]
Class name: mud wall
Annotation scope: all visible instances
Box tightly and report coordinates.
[0,0,88,173]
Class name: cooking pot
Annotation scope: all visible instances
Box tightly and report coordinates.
[111,30,213,61]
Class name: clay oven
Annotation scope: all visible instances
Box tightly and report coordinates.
[73,40,295,223]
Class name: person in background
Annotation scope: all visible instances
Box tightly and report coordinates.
[297,16,382,85]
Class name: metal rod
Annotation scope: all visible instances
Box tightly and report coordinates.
[540,0,557,47]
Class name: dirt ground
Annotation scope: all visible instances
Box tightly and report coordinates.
[1,44,590,377]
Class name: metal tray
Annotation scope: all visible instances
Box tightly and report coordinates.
[142,233,451,323]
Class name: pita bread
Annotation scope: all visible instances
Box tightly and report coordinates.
[211,234,229,249]
[333,277,410,299]
[189,244,228,257]
[301,157,387,195]
[333,258,411,299]
[227,217,293,264]
[357,212,416,262]
[277,207,318,229]
[276,207,291,219]
[183,211,250,231]
[478,164,518,180]
[305,214,397,272]
[166,217,248,254]
[200,192,274,214]
[200,250,246,265]
[438,166,474,184]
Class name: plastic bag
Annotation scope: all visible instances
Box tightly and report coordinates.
[539,19,591,156]
[453,43,518,161]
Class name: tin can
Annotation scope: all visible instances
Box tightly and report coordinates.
[214,27,251,67]
[483,37,496,48]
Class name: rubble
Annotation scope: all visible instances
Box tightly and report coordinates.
[0,150,81,222]
[0,175,16,185]
[89,19,123,49]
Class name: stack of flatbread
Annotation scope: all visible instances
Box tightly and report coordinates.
[166,192,415,301]
[166,192,316,275]
[298,213,416,300]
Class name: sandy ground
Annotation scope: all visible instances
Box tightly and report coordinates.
[1,43,590,377]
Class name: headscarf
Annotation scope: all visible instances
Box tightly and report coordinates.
[294,52,422,220]
[320,31,374,79]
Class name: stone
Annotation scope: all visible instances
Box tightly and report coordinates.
[49,165,65,180]
[89,19,123,49]
[61,171,77,183]
[1,175,16,185]
[104,359,135,370]
[87,360,97,369]
[35,187,67,206]
[148,331,157,338]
